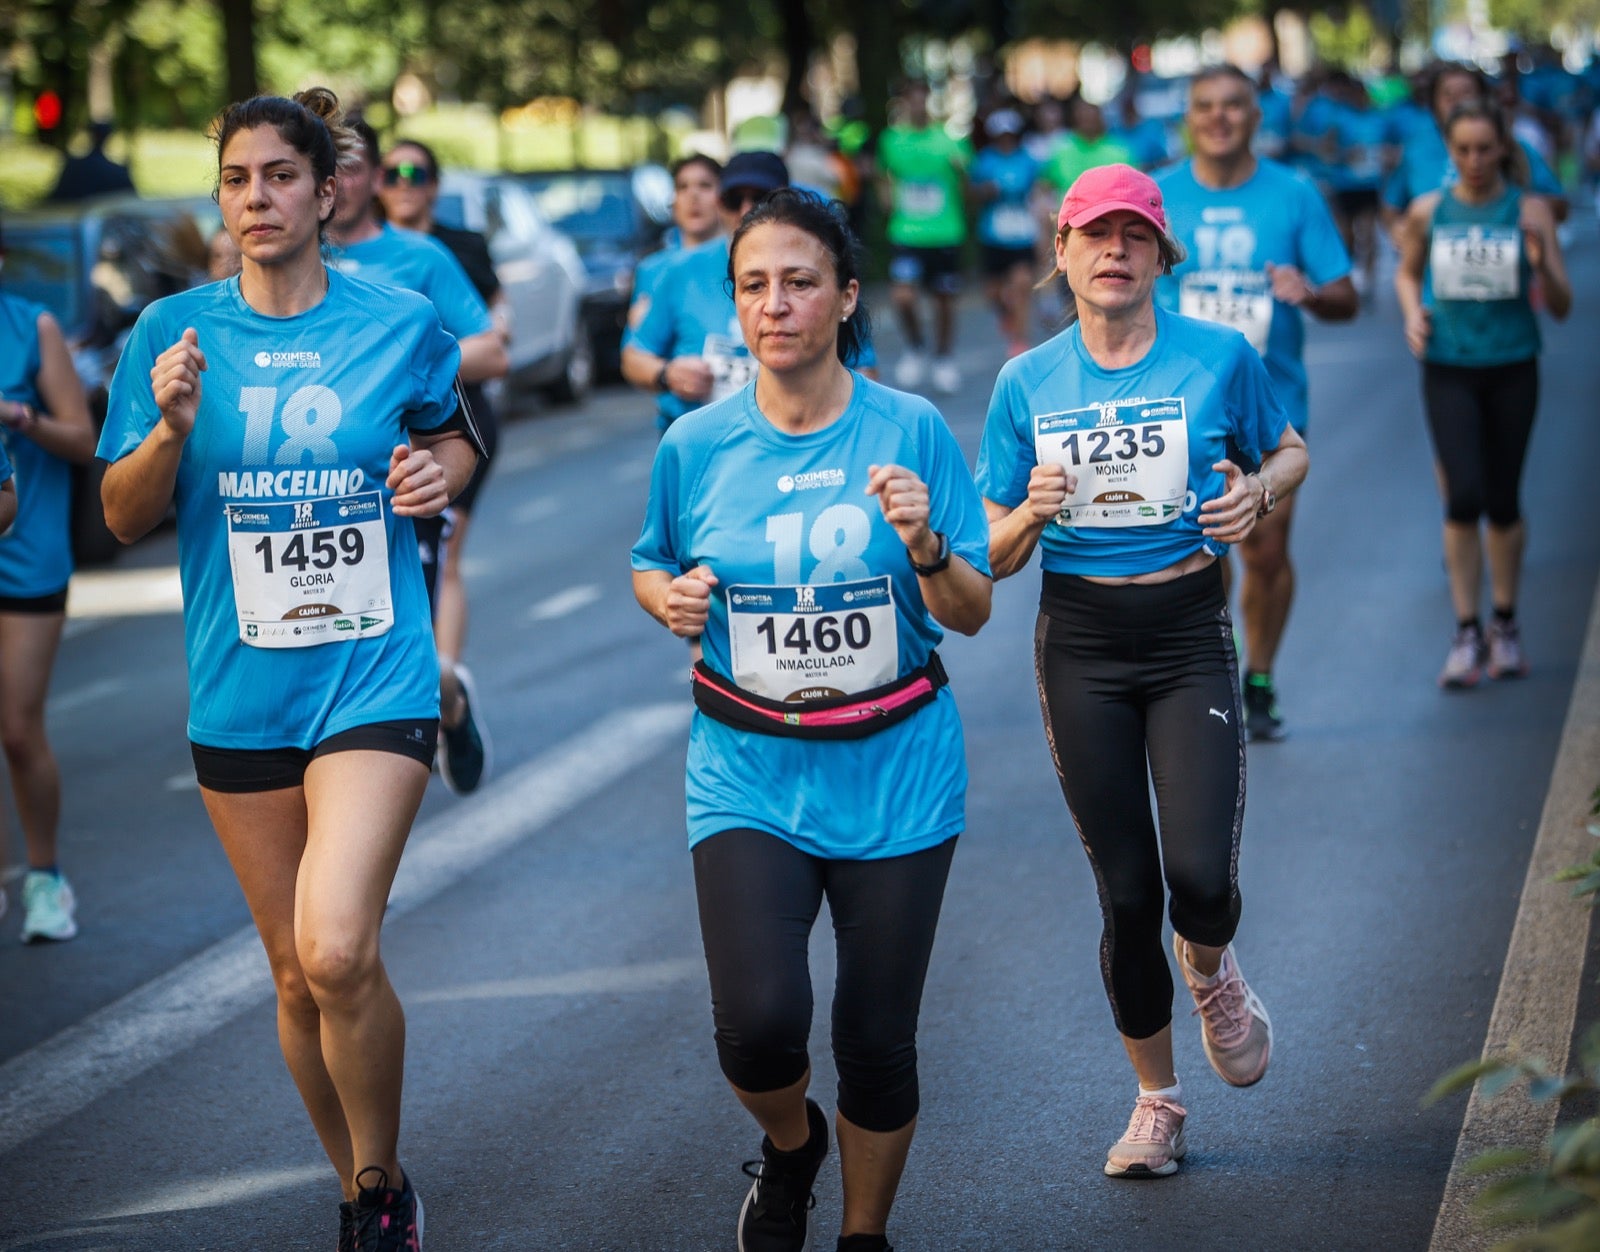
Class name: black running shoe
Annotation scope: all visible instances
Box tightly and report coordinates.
[1242,672,1286,742]
[338,1199,356,1252]
[738,1098,829,1252]
[438,663,490,795]
[351,1167,424,1251]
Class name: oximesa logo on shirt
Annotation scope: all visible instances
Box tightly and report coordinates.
[253,350,324,369]
[776,468,846,493]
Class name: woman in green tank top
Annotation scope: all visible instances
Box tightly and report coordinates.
[1395,99,1570,689]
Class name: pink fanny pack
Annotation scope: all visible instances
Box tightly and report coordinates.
[690,652,948,740]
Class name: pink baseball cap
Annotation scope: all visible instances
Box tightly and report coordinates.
[1057,163,1168,234]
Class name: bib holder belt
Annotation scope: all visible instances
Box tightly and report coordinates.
[691,651,948,740]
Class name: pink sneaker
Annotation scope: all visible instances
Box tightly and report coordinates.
[1104,1093,1187,1178]
[1485,619,1530,680]
[1174,934,1273,1087]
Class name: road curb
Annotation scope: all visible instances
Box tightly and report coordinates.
[1430,574,1600,1251]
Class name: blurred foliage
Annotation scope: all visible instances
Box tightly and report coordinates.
[1419,783,1600,1251]
[1489,0,1600,43]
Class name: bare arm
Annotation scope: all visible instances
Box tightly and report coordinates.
[456,328,508,384]
[0,481,17,534]
[1197,424,1309,546]
[864,463,991,635]
[983,463,1074,581]
[1394,197,1434,358]
[410,428,478,503]
[1,312,97,464]
[621,342,714,406]
[1522,198,1571,321]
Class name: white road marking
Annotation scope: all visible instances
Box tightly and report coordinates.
[412,957,702,1004]
[0,702,689,1159]
[91,1164,328,1220]
[496,445,546,472]
[164,772,199,792]
[1430,578,1600,1251]
[612,458,652,483]
[46,677,127,716]
[525,583,602,622]
[513,495,562,524]
[67,566,185,619]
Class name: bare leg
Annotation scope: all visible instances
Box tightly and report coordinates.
[203,784,356,1196]
[297,750,430,1186]
[1002,264,1033,345]
[1442,520,1484,622]
[837,1112,917,1238]
[0,612,66,869]
[889,283,923,351]
[436,508,473,728]
[731,1070,813,1151]
[933,291,956,358]
[1120,1024,1177,1089]
[1238,494,1296,675]
[1484,520,1525,613]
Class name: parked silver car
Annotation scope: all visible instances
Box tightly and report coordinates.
[433,171,593,403]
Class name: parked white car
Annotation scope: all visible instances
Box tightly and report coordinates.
[435,171,593,403]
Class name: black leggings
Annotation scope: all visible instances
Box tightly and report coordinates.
[1034,563,1246,1040]
[692,828,957,1133]
[1422,358,1539,527]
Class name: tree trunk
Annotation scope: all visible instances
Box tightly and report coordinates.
[217,0,258,104]
[776,0,815,116]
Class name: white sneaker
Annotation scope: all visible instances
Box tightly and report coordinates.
[21,870,77,943]
[930,357,961,395]
[893,351,926,389]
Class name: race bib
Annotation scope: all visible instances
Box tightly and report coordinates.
[225,492,393,648]
[1431,225,1520,301]
[988,204,1037,247]
[899,180,949,219]
[726,577,898,701]
[1179,270,1272,354]
[1034,398,1190,528]
[704,333,758,403]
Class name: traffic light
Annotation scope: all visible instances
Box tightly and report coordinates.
[33,90,63,142]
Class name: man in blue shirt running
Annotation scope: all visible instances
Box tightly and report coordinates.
[327,118,508,794]
[1156,64,1358,741]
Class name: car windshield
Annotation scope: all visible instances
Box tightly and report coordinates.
[3,225,83,330]
[522,174,634,242]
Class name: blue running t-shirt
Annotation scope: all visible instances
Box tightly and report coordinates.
[1156,159,1351,432]
[970,147,1044,248]
[100,269,461,749]
[977,307,1287,578]
[632,373,990,859]
[330,223,492,341]
[630,237,748,430]
[0,294,72,596]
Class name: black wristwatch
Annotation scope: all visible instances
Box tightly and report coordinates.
[907,531,951,576]
[654,361,671,392]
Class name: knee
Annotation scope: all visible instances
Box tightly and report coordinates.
[1443,478,1485,525]
[1168,874,1241,948]
[271,959,321,1023]
[834,1017,920,1132]
[1239,525,1288,576]
[713,986,811,1092]
[0,712,47,766]
[296,928,381,1003]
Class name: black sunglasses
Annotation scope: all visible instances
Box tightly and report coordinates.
[382,162,434,187]
[721,186,766,211]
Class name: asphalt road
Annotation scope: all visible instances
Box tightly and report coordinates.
[1,226,1597,1251]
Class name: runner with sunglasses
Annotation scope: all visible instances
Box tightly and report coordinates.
[377,138,507,794]
[327,121,507,795]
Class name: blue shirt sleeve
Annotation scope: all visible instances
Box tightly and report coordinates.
[1295,179,1354,287]
[631,430,690,573]
[631,256,683,359]
[417,237,493,340]
[403,307,465,432]
[974,364,1034,507]
[1226,341,1290,464]
[99,306,167,463]
[920,407,992,577]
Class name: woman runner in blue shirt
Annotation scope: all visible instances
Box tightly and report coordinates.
[633,190,991,1252]
[99,88,477,1252]
[1395,98,1570,686]
[978,164,1307,1180]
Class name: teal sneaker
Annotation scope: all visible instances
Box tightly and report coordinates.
[21,870,77,943]
[438,663,490,796]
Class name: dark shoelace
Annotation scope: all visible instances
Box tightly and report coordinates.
[741,1157,819,1226]
[352,1168,419,1252]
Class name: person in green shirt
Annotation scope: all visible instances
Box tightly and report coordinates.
[1039,92,1137,198]
[876,80,972,394]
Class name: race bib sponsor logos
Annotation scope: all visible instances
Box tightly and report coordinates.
[1034,397,1190,528]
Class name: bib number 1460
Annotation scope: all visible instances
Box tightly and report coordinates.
[754,612,873,655]
[253,527,365,574]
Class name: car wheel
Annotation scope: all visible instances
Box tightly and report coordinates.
[542,329,594,405]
